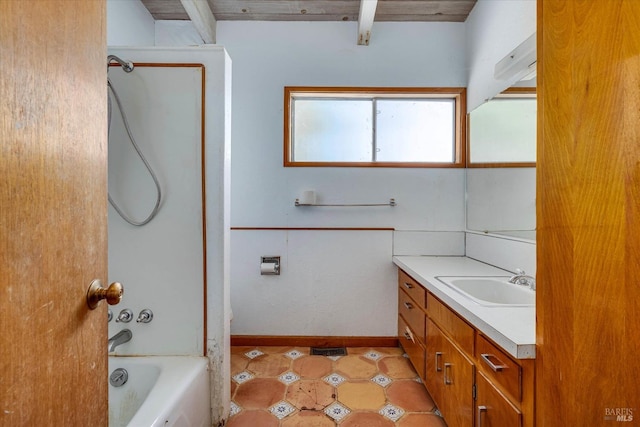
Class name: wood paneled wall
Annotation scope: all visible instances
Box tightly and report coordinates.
[537,0,640,425]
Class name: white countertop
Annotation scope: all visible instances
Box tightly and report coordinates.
[393,256,536,359]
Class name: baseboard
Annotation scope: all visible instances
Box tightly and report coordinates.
[230,335,399,348]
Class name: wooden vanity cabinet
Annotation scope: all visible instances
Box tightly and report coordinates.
[397,270,427,380]
[396,268,534,427]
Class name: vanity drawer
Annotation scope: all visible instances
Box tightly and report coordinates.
[399,289,426,338]
[426,293,474,356]
[398,315,425,380]
[398,269,426,309]
[476,334,522,401]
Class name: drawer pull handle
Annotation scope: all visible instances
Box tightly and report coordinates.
[435,352,443,372]
[444,362,453,385]
[480,353,508,372]
[403,282,414,289]
[403,302,414,310]
[477,405,487,427]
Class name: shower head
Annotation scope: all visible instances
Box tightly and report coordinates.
[107,55,134,73]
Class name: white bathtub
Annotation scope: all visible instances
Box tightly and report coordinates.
[108,356,210,427]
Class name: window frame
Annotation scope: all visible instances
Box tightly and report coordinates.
[466,87,536,168]
[284,87,467,168]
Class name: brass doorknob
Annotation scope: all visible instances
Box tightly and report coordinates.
[86,279,123,310]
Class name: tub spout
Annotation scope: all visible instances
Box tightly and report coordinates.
[108,329,132,353]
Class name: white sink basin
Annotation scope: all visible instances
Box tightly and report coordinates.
[435,276,535,307]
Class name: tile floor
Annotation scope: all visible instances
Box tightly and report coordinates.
[229,346,447,427]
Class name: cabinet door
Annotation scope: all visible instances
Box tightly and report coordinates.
[425,318,444,409]
[476,371,522,427]
[440,331,475,427]
[426,319,475,427]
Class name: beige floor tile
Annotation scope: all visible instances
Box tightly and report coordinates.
[397,413,447,427]
[378,356,418,379]
[247,354,292,377]
[226,409,279,427]
[338,381,386,411]
[234,378,286,409]
[341,412,395,426]
[286,379,335,411]
[386,380,436,412]
[335,356,378,379]
[281,410,335,427]
[292,355,333,379]
[231,353,249,376]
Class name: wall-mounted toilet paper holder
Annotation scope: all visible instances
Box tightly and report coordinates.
[260,256,280,275]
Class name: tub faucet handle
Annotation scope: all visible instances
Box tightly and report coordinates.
[136,309,154,323]
[115,308,133,323]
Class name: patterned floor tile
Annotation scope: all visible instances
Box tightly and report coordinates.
[285,349,305,360]
[379,403,405,422]
[229,346,443,426]
[323,372,346,386]
[244,349,265,359]
[371,373,393,387]
[323,402,351,422]
[363,350,383,361]
[229,401,241,417]
[278,371,300,385]
[232,371,254,384]
[269,401,296,419]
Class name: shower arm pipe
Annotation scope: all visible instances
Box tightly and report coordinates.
[107,55,134,73]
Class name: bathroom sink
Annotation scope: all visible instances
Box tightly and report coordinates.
[435,276,535,307]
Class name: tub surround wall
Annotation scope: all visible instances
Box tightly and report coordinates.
[107,64,205,357]
[106,46,232,423]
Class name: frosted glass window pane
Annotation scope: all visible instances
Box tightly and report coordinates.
[293,99,372,162]
[470,98,536,163]
[376,99,455,162]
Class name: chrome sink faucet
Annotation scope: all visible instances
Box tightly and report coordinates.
[508,269,536,291]
[108,329,132,352]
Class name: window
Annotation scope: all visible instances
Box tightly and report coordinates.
[284,87,466,167]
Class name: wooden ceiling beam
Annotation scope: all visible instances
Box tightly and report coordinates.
[180,0,217,43]
[357,0,378,45]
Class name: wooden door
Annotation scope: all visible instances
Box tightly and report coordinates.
[537,0,640,425]
[0,1,108,425]
[440,331,474,427]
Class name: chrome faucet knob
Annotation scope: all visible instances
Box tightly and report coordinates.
[136,309,153,323]
[115,308,133,323]
[108,309,113,322]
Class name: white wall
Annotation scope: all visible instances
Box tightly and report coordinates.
[217,21,467,337]
[466,0,536,111]
[107,0,155,46]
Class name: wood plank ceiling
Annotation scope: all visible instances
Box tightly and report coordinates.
[141,0,477,22]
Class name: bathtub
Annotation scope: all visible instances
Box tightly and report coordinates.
[108,356,210,427]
